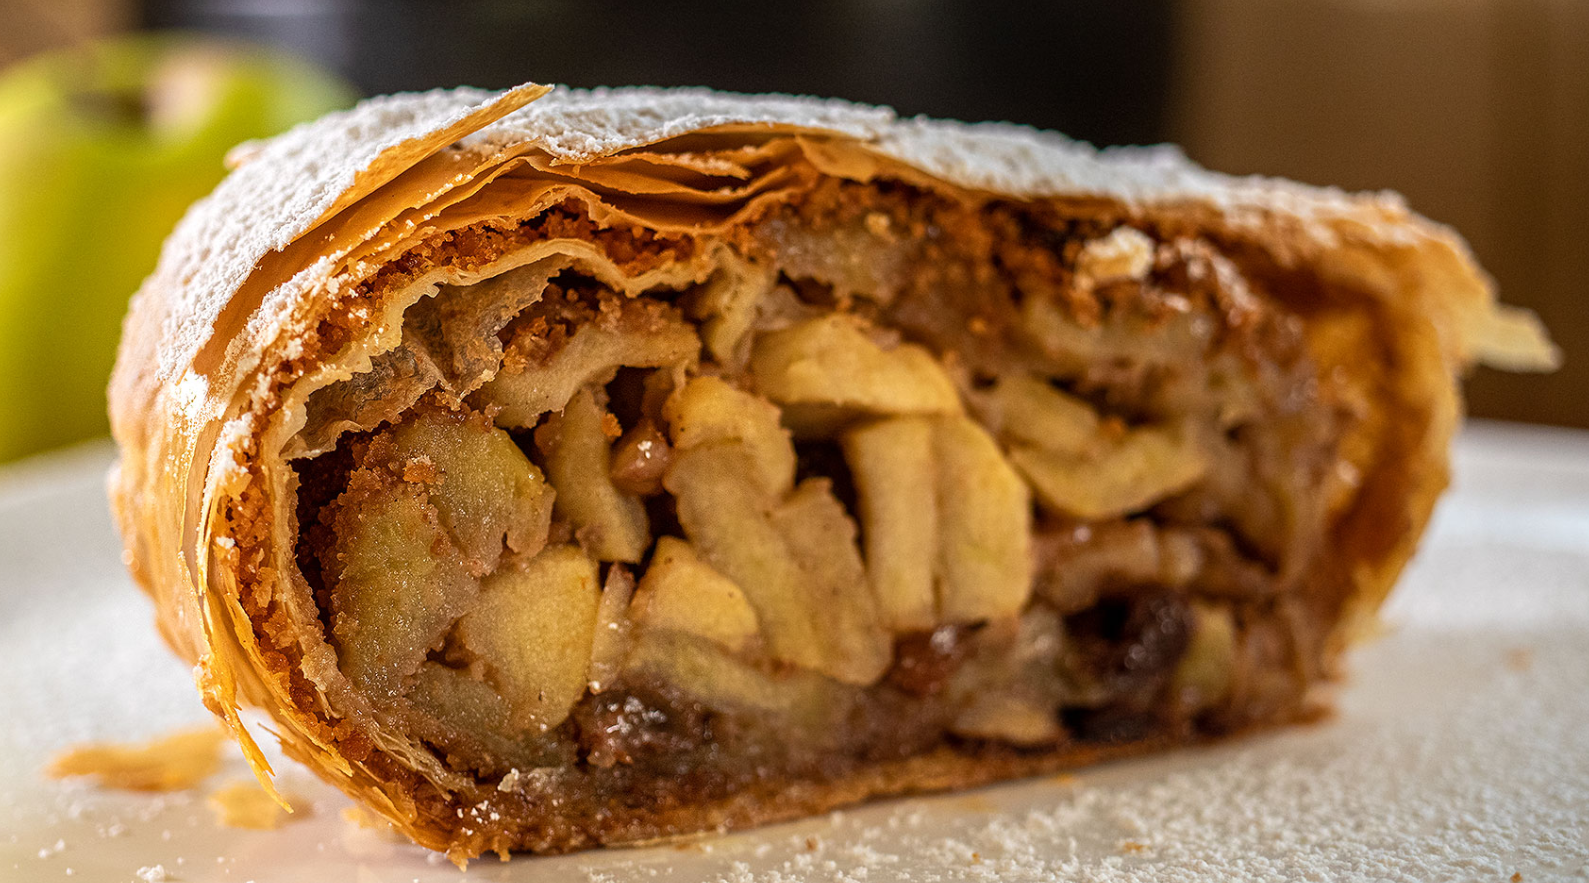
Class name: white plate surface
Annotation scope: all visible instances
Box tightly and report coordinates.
[1,422,1586,882]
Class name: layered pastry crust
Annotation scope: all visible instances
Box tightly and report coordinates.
[108,84,1554,861]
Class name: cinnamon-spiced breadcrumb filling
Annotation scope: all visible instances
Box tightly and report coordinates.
[233,177,1378,857]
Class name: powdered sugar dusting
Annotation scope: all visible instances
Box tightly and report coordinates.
[455,85,1391,229]
[142,85,527,385]
[465,85,896,163]
[129,82,1440,404]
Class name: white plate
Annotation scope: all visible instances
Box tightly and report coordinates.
[2,422,1586,882]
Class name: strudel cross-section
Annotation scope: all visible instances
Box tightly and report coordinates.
[108,84,1555,861]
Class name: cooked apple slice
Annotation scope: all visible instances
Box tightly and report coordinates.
[406,662,571,772]
[933,415,1033,623]
[981,374,1100,455]
[536,387,650,562]
[665,443,823,672]
[750,314,960,435]
[769,479,892,681]
[663,376,795,497]
[630,537,759,653]
[690,256,777,367]
[666,445,890,685]
[455,545,601,733]
[409,660,514,736]
[1018,292,1210,379]
[327,479,479,697]
[1008,424,1208,521]
[841,417,937,631]
[841,414,1030,628]
[664,375,889,683]
[1172,601,1237,712]
[326,407,548,695]
[586,565,635,694]
[408,662,516,744]
[389,408,554,573]
[982,373,1211,521]
[623,629,844,737]
[477,303,699,427]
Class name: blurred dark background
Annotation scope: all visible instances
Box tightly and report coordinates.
[4,0,1585,431]
[138,0,1177,148]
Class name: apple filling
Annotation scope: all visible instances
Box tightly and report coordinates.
[292,183,1353,842]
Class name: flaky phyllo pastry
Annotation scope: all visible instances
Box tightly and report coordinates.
[108,83,1555,860]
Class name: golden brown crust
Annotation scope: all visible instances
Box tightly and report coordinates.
[107,84,1553,860]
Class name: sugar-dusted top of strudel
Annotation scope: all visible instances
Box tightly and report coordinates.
[134,82,1495,397]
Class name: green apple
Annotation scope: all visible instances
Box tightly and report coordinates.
[0,34,355,462]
